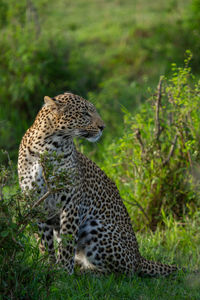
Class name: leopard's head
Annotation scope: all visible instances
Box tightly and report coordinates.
[43,92,105,142]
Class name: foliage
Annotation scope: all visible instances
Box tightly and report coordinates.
[0,152,58,298]
[103,55,200,230]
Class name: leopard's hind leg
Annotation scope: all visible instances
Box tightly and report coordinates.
[75,218,141,274]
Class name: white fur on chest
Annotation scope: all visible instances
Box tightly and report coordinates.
[21,160,44,192]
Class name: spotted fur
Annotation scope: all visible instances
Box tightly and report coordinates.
[18,92,177,276]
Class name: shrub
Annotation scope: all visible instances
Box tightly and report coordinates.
[103,53,200,230]
[0,152,58,298]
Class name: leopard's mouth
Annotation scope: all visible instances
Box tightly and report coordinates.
[81,132,91,138]
[81,130,102,142]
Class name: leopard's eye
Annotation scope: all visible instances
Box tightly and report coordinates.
[80,110,91,117]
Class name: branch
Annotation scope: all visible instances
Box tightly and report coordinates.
[17,154,65,235]
[155,77,163,141]
[12,235,24,249]
[40,159,51,191]
[0,150,15,202]
[163,134,178,166]
[124,197,150,223]
[135,129,145,153]
[26,0,41,37]
[25,190,51,218]
[17,190,52,235]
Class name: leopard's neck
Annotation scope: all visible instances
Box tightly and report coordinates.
[19,121,77,156]
[18,125,79,191]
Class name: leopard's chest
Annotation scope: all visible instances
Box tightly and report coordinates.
[19,160,44,192]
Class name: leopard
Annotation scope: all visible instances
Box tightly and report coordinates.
[18,92,177,276]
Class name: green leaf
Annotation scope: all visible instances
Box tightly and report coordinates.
[1,230,9,237]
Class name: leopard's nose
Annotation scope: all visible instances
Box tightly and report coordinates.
[98,124,105,131]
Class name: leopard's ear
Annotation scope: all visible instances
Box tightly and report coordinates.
[44,96,57,107]
[44,96,64,115]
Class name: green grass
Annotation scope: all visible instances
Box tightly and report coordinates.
[40,273,199,300]
[23,215,200,299]
[44,0,191,94]
[1,181,199,299]
[44,274,200,300]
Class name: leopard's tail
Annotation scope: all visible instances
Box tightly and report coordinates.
[138,257,178,277]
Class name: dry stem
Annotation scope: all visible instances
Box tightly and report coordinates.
[135,129,145,153]
[155,77,163,141]
[163,134,178,166]
[124,196,150,223]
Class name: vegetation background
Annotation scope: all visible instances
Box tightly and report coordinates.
[0,0,200,299]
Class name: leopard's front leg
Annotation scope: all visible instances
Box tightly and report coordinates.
[57,200,81,274]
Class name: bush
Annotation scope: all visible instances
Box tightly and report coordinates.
[0,153,58,298]
[103,53,200,230]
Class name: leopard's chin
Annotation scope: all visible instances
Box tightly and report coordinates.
[86,131,102,142]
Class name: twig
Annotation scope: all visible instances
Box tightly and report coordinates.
[18,152,66,235]
[135,129,145,153]
[12,236,24,249]
[155,77,163,141]
[17,190,52,235]
[163,134,178,166]
[25,190,51,218]
[0,181,6,202]
[40,158,51,191]
[0,150,15,202]
[26,0,41,37]
[124,197,150,222]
